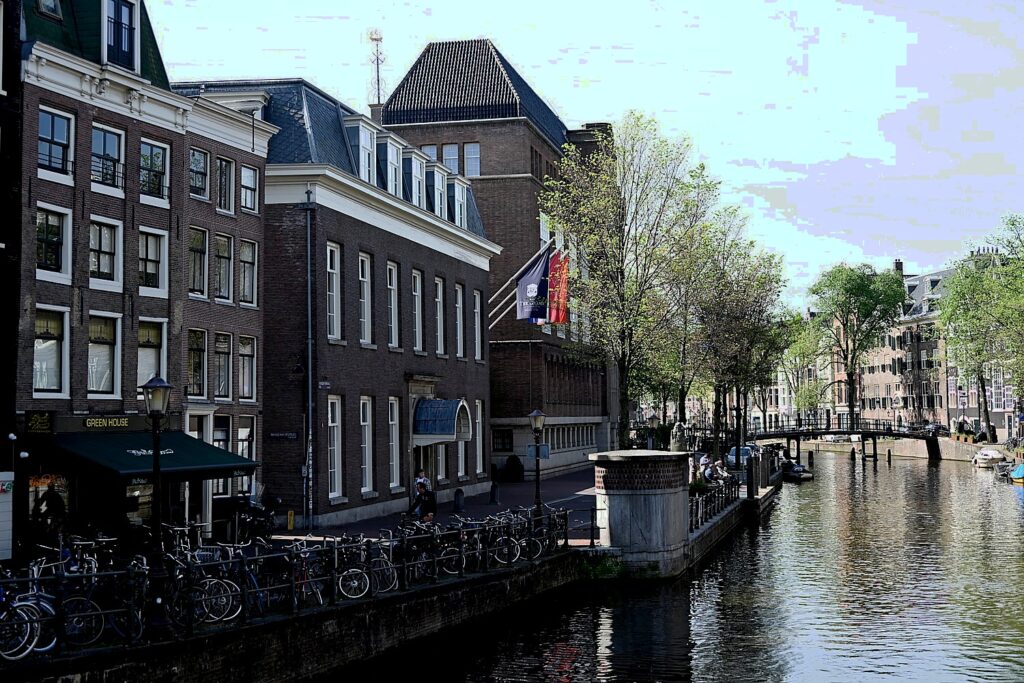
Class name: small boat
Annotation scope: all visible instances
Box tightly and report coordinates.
[1011,463,1024,485]
[994,461,1014,479]
[972,449,1005,469]
[781,460,814,482]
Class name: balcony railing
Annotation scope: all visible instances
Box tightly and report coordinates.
[90,155,124,189]
[140,169,168,200]
[38,151,73,175]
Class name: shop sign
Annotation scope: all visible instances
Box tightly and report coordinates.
[54,414,181,433]
[25,411,54,434]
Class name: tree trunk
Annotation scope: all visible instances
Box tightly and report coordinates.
[847,373,857,432]
[978,370,993,442]
[734,384,743,469]
[712,384,722,458]
[677,374,688,425]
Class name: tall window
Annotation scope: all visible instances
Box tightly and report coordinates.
[91,125,122,187]
[212,416,231,494]
[434,277,445,354]
[33,309,65,393]
[359,128,374,184]
[216,158,234,212]
[137,321,163,389]
[475,400,484,473]
[239,240,257,305]
[387,262,399,348]
[457,441,466,477]
[388,397,400,487]
[139,231,162,290]
[189,148,209,197]
[237,416,256,492]
[239,336,256,401]
[213,235,232,301]
[436,443,447,481]
[455,284,465,358]
[360,397,374,491]
[464,142,480,176]
[214,333,232,399]
[412,270,424,352]
[386,145,400,196]
[188,228,207,296]
[420,144,437,161]
[187,329,207,397]
[433,170,447,219]
[453,183,467,228]
[473,290,483,360]
[38,109,71,173]
[87,316,117,395]
[358,253,372,344]
[89,222,116,281]
[327,243,341,339]
[139,140,167,198]
[36,209,64,273]
[106,0,135,70]
[442,144,459,174]
[327,396,342,496]
[411,158,425,208]
[241,165,259,212]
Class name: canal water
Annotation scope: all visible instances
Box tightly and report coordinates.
[340,453,1024,682]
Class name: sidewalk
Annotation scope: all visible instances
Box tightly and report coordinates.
[309,466,598,540]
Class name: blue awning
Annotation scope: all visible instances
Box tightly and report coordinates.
[412,399,472,446]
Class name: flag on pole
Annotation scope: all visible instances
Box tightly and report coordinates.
[547,250,569,324]
[516,247,551,320]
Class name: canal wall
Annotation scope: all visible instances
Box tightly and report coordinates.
[806,437,986,462]
[13,553,588,683]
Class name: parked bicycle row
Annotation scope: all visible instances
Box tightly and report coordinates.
[0,507,570,663]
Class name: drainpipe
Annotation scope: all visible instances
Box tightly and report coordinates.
[304,187,315,530]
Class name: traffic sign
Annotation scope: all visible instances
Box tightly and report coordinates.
[527,444,551,459]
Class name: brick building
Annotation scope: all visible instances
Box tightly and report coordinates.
[179,79,501,526]
[381,39,620,477]
[9,0,267,548]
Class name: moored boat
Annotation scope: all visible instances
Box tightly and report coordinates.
[1011,463,1024,485]
[972,449,1004,469]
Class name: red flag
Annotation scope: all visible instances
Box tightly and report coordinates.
[547,250,569,325]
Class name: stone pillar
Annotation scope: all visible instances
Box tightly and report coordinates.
[589,450,689,577]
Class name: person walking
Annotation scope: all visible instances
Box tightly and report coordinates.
[414,469,432,491]
[408,482,437,522]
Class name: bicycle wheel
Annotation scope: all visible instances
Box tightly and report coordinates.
[296,582,323,608]
[0,606,36,660]
[337,568,370,600]
[493,537,521,565]
[440,548,464,575]
[63,596,104,646]
[167,585,208,629]
[108,605,144,642]
[21,598,57,652]
[520,536,544,561]
[217,578,243,622]
[370,557,397,593]
[199,578,232,623]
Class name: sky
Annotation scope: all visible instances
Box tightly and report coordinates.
[147,0,1024,300]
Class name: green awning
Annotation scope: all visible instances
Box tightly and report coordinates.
[54,431,257,481]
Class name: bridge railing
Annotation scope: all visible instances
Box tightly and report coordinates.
[746,417,902,439]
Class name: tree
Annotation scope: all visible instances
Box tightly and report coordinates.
[988,214,1024,383]
[778,313,827,423]
[540,112,703,448]
[808,264,906,429]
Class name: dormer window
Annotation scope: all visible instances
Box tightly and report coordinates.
[447,179,468,228]
[359,127,374,184]
[38,0,62,20]
[412,158,425,207]
[387,144,400,196]
[428,165,448,219]
[105,0,138,72]
[402,149,429,209]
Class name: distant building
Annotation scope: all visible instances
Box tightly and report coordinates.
[382,39,620,477]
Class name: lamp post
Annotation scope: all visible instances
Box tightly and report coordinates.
[529,409,545,523]
[141,376,172,551]
[647,413,660,450]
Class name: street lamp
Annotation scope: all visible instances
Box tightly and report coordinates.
[647,413,660,450]
[141,376,172,551]
[529,409,546,523]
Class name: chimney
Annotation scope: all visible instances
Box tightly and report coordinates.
[894,258,903,275]
[369,103,383,124]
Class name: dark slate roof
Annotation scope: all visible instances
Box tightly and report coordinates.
[903,267,953,318]
[383,39,568,150]
[24,0,170,90]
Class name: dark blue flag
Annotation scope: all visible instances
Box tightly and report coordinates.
[516,248,551,320]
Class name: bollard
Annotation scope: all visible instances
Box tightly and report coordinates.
[807,450,814,468]
[795,449,801,465]
[452,488,465,513]
[488,481,500,506]
[887,448,892,465]
[850,447,856,461]
[746,456,755,499]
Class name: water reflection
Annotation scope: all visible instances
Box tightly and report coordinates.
[334,454,1024,682]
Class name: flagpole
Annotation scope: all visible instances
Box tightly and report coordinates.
[488,238,555,306]
[488,300,518,330]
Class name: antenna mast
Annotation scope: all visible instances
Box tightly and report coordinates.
[369,29,384,104]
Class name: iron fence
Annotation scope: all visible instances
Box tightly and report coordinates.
[688,480,740,533]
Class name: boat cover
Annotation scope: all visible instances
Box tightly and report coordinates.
[1010,463,1024,479]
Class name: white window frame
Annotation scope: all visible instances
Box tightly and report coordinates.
[327,243,341,340]
[213,332,233,401]
[434,277,446,355]
[388,397,400,488]
[359,253,373,344]
[328,395,343,497]
[189,147,210,199]
[187,329,208,399]
[457,440,466,478]
[442,144,458,174]
[475,400,484,473]
[188,227,209,299]
[454,183,467,228]
[137,317,167,396]
[237,415,257,491]
[455,284,465,358]
[359,127,375,185]
[387,261,399,348]
[436,443,447,481]
[420,144,437,161]
[412,270,424,352]
[386,143,401,197]
[35,202,73,285]
[433,168,447,219]
[240,165,259,213]
[473,290,483,360]
[138,226,169,299]
[139,137,170,209]
[239,239,258,307]
[90,122,126,199]
[239,335,257,403]
[32,304,70,399]
[86,311,122,400]
[360,396,374,492]
[464,142,480,177]
[213,233,234,303]
[88,214,123,294]
[216,157,235,214]
[38,105,75,186]
[412,158,425,208]
[100,0,141,74]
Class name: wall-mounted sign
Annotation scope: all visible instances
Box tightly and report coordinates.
[318,381,331,390]
[53,414,182,433]
[527,444,551,460]
[269,431,300,441]
[25,411,54,434]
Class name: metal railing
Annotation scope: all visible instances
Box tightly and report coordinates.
[37,152,73,175]
[90,155,124,189]
[688,480,740,533]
